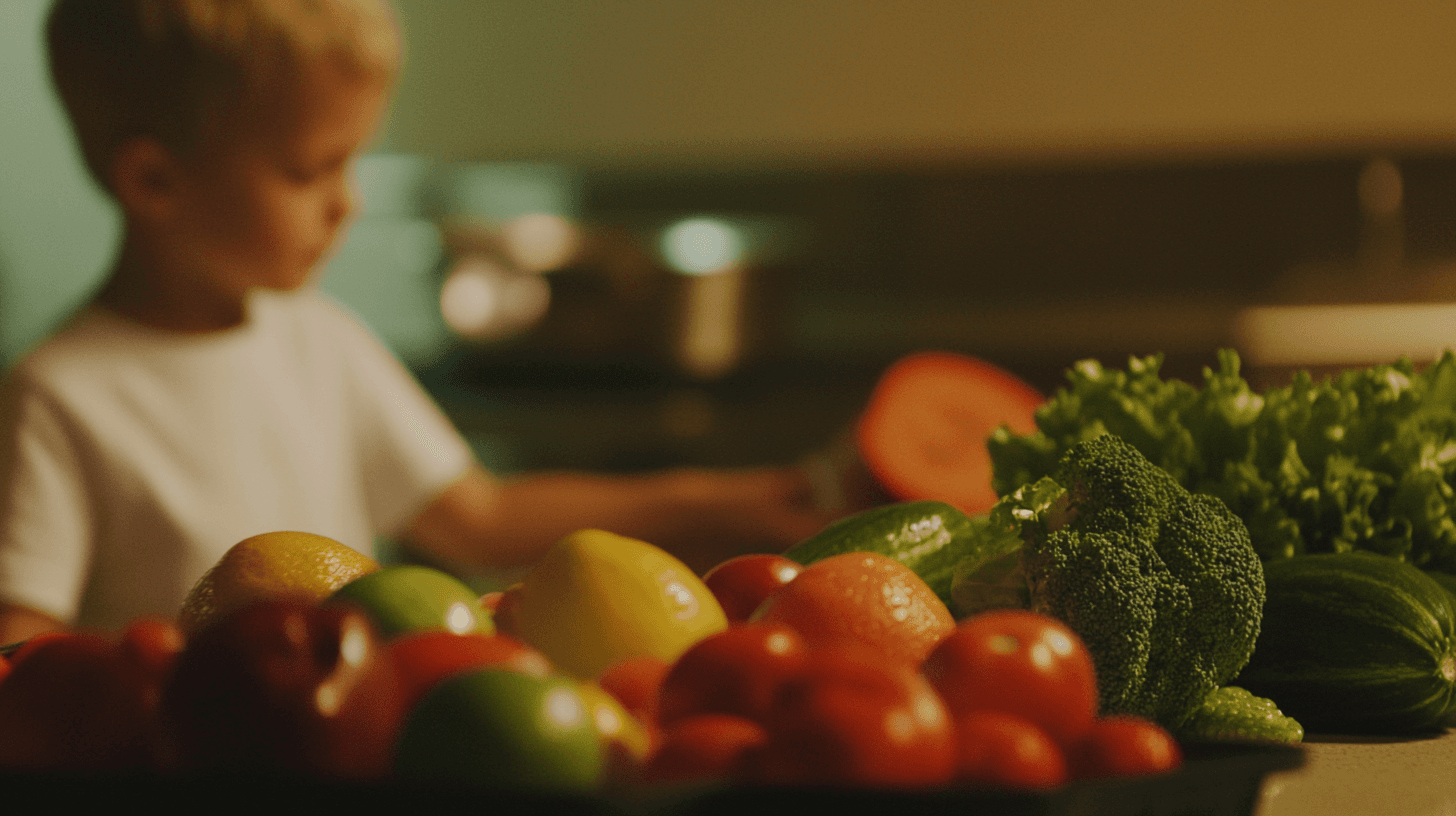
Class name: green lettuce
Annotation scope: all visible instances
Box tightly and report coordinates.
[990,349,1456,570]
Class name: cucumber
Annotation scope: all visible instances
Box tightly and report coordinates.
[1235,551,1456,734]
[783,500,978,608]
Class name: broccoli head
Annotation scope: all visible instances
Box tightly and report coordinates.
[1019,433,1265,729]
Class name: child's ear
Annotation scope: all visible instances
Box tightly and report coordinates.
[110,137,183,222]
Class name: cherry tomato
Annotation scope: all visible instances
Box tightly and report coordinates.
[643,713,768,783]
[390,631,552,709]
[702,554,803,623]
[597,655,671,730]
[922,610,1098,749]
[1072,716,1182,780]
[657,622,807,727]
[738,644,956,788]
[954,709,1067,789]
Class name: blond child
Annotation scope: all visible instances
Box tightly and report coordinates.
[0,0,834,643]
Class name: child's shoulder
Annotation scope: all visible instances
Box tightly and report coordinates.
[5,303,133,385]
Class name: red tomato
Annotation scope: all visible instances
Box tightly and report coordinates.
[922,610,1097,749]
[119,617,186,680]
[954,710,1067,789]
[5,631,73,668]
[390,631,552,709]
[657,622,807,727]
[738,645,956,788]
[1072,716,1182,780]
[597,655,671,729]
[0,632,162,771]
[643,713,768,783]
[702,554,803,623]
[752,552,955,667]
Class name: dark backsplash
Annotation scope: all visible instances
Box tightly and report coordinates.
[430,150,1456,472]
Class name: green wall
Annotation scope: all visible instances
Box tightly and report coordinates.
[0,0,117,363]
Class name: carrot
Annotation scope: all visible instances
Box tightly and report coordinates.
[854,351,1043,515]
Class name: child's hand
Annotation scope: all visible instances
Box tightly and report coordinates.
[407,464,847,578]
[653,466,844,574]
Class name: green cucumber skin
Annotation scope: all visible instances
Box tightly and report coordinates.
[1236,552,1456,734]
[784,500,974,608]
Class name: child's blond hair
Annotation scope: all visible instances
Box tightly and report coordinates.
[46,0,401,193]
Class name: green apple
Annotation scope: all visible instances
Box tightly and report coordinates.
[329,565,493,638]
[393,668,603,789]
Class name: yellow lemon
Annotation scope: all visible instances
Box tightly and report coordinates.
[512,529,728,680]
[178,531,380,635]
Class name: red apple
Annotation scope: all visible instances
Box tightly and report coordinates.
[159,599,406,778]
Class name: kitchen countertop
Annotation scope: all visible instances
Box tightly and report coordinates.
[1256,729,1456,815]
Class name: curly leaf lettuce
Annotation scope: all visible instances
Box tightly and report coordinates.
[991,349,1456,570]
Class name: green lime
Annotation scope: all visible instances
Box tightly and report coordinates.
[329,565,492,638]
[393,669,603,789]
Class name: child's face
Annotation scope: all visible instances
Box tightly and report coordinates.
[166,65,390,298]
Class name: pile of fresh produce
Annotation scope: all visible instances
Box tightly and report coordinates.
[0,524,1187,792]
[982,350,1456,736]
[33,345,1456,783]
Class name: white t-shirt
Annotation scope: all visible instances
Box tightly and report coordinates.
[0,287,476,631]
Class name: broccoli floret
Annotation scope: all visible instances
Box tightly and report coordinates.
[1177,687,1304,745]
[1020,434,1266,729]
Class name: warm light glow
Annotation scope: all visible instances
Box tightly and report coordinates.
[440,260,501,336]
[676,268,745,379]
[439,257,551,340]
[340,620,369,667]
[444,601,477,634]
[315,684,341,717]
[544,687,586,731]
[913,689,947,728]
[659,569,701,621]
[1029,642,1054,670]
[592,702,623,737]
[661,217,743,275]
[1045,629,1074,657]
[1234,302,1456,366]
[884,709,915,745]
[501,212,581,272]
[766,631,796,655]
[989,634,1019,655]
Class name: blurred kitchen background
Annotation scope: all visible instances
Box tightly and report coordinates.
[5,0,1456,476]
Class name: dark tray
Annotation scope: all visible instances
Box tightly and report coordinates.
[1,741,1303,815]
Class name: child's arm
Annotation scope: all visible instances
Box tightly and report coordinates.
[406,465,839,575]
[0,603,65,645]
